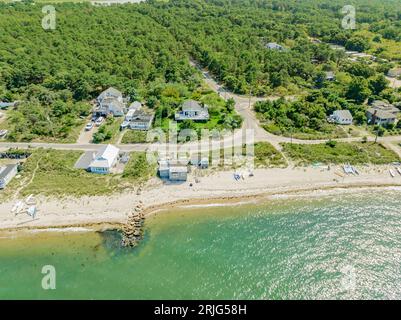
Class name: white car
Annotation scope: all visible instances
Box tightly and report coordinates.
[0,129,8,137]
[85,122,94,131]
[95,117,104,127]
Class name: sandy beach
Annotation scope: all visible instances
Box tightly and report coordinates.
[1,164,401,232]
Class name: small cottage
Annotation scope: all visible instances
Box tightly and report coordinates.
[129,110,154,131]
[175,100,209,121]
[88,144,120,174]
[330,110,353,125]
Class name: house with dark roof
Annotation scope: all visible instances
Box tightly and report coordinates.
[175,100,209,121]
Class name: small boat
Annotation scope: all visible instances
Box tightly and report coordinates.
[26,206,37,219]
[25,194,36,205]
[389,169,396,178]
[397,168,401,176]
[11,201,25,215]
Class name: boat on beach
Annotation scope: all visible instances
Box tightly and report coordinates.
[11,201,25,215]
[390,169,396,178]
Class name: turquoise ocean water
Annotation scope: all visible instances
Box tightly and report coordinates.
[0,190,400,299]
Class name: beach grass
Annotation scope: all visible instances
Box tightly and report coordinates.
[214,142,287,168]
[2,148,155,198]
[282,141,400,165]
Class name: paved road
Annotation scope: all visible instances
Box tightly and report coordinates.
[1,60,401,154]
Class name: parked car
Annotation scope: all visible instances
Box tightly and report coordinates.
[85,122,94,131]
[95,117,104,127]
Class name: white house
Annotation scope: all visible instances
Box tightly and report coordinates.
[88,144,120,174]
[0,164,18,189]
[330,110,353,125]
[175,100,209,121]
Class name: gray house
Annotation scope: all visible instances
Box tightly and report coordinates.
[158,159,188,181]
[169,166,188,181]
[0,164,18,189]
[265,42,286,51]
[129,110,154,131]
[175,100,209,121]
[366,108,397,126]
[95,87,127,117]
[371,100,400,116]
[97,87,123,103]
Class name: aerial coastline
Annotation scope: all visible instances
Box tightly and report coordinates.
[1,164,401,233]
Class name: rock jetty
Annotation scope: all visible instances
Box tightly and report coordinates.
[121,201,145,247]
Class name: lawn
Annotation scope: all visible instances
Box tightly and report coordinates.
[93,117,123,144]
[121,130,148,144]
[1,149,156,198]
[282,141,400,165]
[262,123,349,140]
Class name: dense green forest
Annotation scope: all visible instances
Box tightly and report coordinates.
[0,0,400,141]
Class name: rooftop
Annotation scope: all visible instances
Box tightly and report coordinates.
[182,100,204,111]
[334,110,352,119]
[0,164,18,179]
[367,108,396,120]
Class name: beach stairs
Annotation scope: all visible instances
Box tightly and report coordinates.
[121,201,145,248]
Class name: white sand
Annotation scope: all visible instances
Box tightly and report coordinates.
[0,165,400,231]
